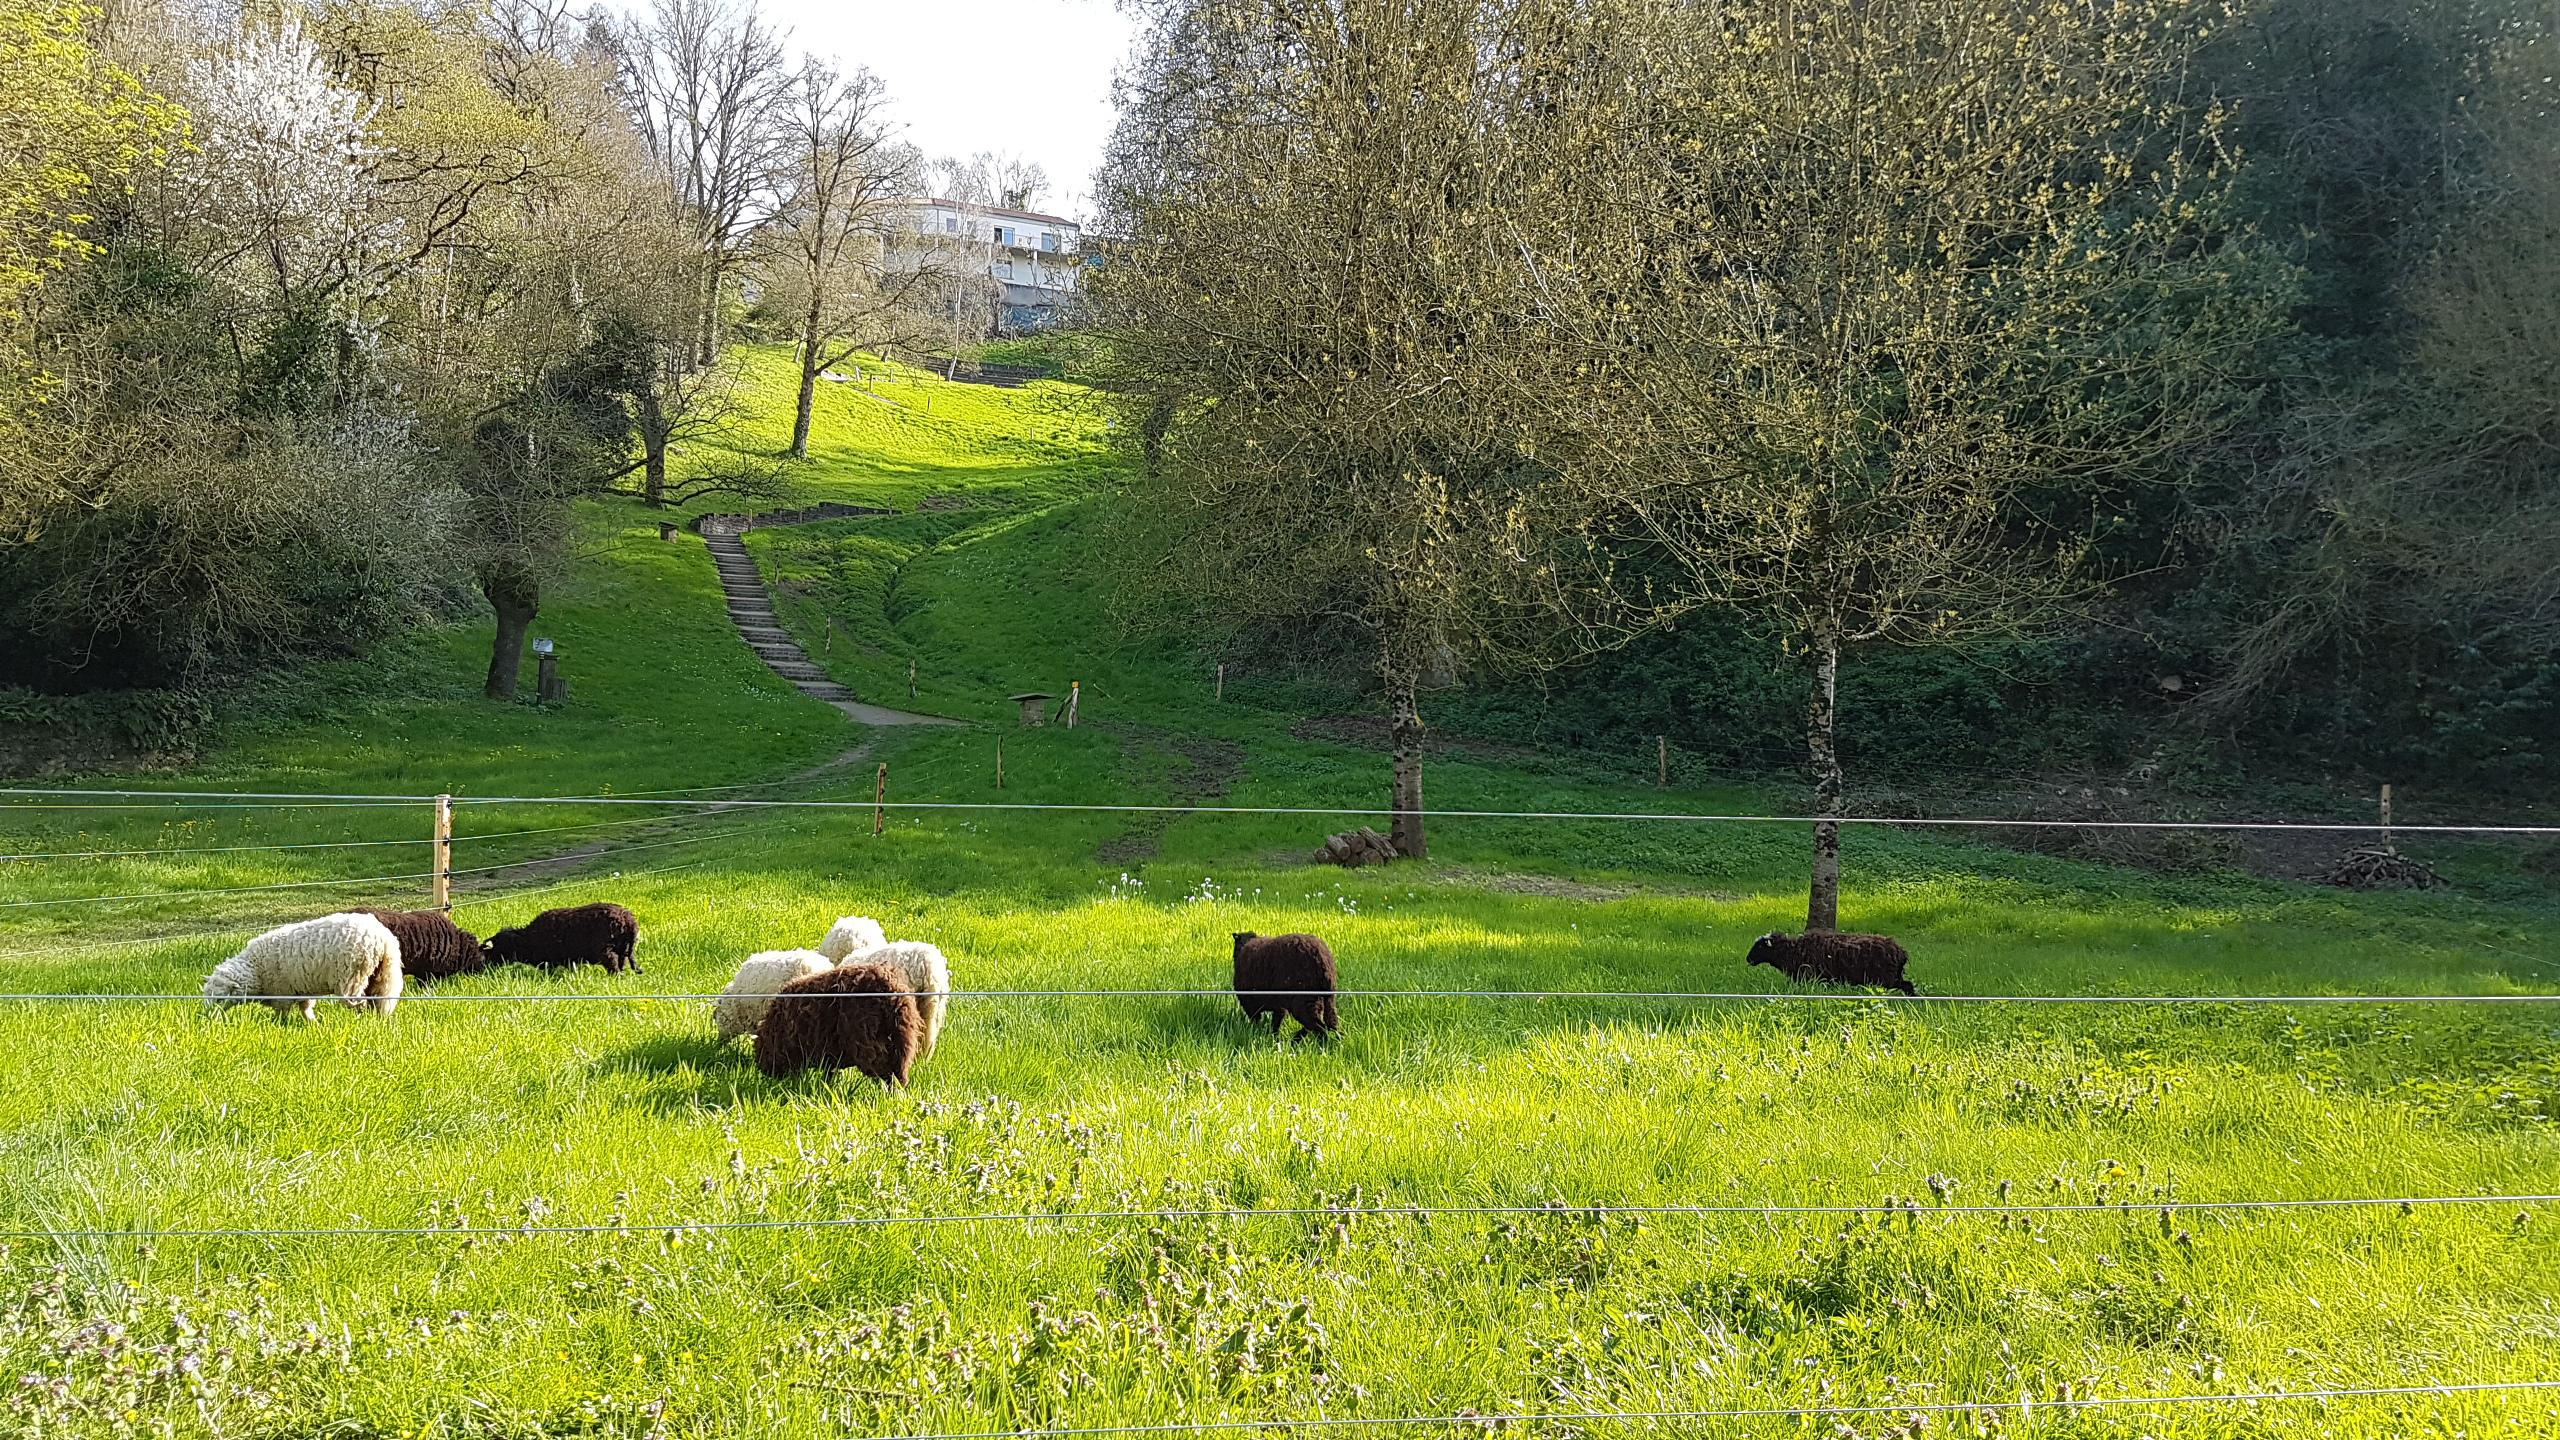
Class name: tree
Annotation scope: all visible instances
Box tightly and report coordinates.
[762,60,934,458]
[1596,0,2290,929]
[610,0,791,367]
[0,0,181,531]
[1094,0,1626,858]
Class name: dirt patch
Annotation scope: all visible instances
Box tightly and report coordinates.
[1096,725,1249,864]
[1431,867,1645,901]
[1287,715,1541,764]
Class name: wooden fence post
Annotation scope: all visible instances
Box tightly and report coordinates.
[2381,782,2393,851]
[875,763,888,837]
[825,616,833,654]
[432,794,452,911]
[1066,680,1079,729]
[996,738,1004,789]
[1216,663,1224,701]
[1657,736,1668,788]
[909,658,917,700]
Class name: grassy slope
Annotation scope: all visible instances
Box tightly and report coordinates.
[0,348,2554,1437]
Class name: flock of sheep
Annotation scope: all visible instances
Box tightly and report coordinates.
[200,903,1376,1085]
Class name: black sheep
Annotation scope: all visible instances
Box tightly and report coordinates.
[354,908,486,981]
[482,902,642,974]
[1745,931,1918,996]
[1231,931,1340,1040]
[755,962,923,1086]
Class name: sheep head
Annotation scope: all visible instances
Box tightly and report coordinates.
[1745,933,1786,969]
[201,953,258,1012]
[1231,932,1259,952]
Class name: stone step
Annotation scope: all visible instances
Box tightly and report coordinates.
[752,645,808,662]
[798,683,856,700]
[738,627,791,643]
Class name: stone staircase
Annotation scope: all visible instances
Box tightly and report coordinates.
[704,530,862,704]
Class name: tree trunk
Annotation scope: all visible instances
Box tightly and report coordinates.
[792,296,823,460]
[1806,624,1843,932]
[482,563,541,700]
[1387,668,1428,859]
[636,376,669,508]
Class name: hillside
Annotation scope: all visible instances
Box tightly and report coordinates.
[0,351,2553,1438]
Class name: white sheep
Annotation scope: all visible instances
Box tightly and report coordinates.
[203,912,404,1023]
[816,915,888,962]
[714,948,835,1042]
[839,939,953,1064]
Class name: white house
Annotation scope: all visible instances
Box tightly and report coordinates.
[895,198,1083,333]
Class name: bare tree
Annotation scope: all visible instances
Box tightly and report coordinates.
[762,62,940,457]
[609,0,792,365]
[929,151,1049,211]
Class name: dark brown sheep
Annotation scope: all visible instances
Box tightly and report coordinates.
[481,902,642,974]
[755,963,923,1085]
[1746,931,1918,996]
[1231,931,1340,1040]
[354,909,486,981]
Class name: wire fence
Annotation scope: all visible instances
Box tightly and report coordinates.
[9,987,2558,1004]
[4,787,2555,833]
[12,1192,2555,1240]
[0,828,751,909]
[836,1382,2560,1440]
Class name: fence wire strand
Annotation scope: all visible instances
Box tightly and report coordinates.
[10,1192,2554,1240]
[2,787,2552,834]
[4,987,2549,1004]
[835,1381,2560,1440]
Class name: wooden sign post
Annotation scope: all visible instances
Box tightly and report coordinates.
[874,763,888,837]
[1657,736,1668,788]
[1065,680,1080,729]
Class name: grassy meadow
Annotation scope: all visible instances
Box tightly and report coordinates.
[1,350,2555,1437]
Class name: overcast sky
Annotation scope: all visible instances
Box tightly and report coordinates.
[756,0,1139,222]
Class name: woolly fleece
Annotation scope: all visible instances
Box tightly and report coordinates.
[714,949,836,1042]
[204,911,404,1023]
[840,939,954,1063]
[816,915,889,962]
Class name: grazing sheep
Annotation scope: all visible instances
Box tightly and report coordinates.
[816,915,888,962]
[1745,931,1918,996]
[482,902,641,974]
[714,949,835,1042]
[355,909,484,981]
[846,940,953,1063]
[204,912,404,1023]
[1231,931,1340,1040]
[754,963,922,1086]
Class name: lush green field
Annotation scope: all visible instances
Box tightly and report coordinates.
[1,350,2554,1438]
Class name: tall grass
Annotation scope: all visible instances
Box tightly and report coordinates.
[0,350,2552,1437]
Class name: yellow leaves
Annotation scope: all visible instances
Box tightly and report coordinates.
[0,0,183,407]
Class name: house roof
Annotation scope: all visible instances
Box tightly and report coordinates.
[916,197,1079,227]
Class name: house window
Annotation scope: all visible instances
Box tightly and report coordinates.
[1040,232,1058,251]
[944,216,957,233]
[995,262,1013,280]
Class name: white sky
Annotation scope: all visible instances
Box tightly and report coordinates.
[757,0,1139,223]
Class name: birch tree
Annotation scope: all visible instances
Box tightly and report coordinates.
[1602,0,2290,930]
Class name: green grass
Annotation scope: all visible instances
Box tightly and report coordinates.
[0,349,2555,1437]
